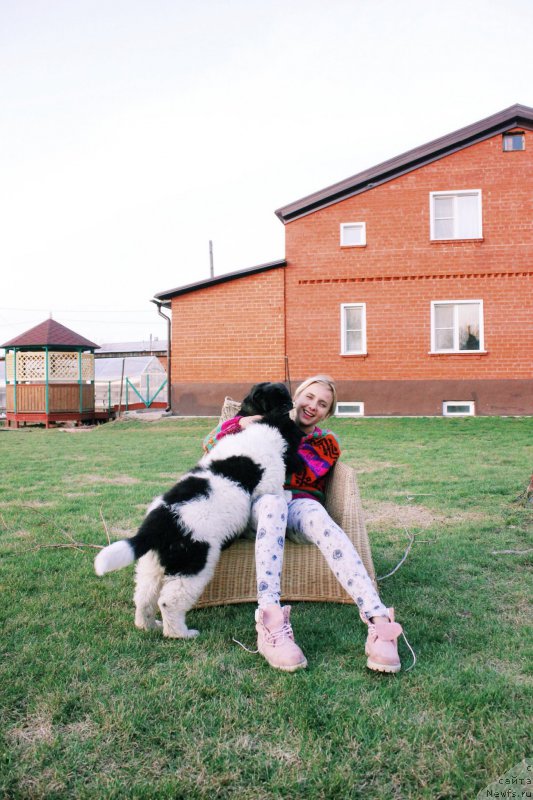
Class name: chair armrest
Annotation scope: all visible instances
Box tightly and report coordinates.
[220,397,241,423]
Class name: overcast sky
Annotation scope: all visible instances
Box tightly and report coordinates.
[1,0,532,347]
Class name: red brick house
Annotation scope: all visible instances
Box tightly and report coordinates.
[154,104,533,416]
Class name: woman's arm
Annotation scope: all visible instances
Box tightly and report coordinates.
[299,431,341,477]
[202,414,262,452]
[285,431,341,503]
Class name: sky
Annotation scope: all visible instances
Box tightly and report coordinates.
[1,0,532,347]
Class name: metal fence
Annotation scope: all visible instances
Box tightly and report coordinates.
[94,376,167,411]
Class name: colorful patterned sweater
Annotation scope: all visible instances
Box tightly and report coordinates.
[202,416,341,504]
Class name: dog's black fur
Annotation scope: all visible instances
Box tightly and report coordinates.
[237,382,302,475]
[239,382,293,417]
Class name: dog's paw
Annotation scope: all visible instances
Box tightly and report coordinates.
[183,628,200,639]
[135,617,162,631]
[163,628,200,639]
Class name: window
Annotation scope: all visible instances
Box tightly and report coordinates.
[340,222,366,247]
[503,133,525,151]
[336,402,365,417]
[443,401,475,417]
[430,190,482,240]
[431,300,484,353]
[341,303,367,355]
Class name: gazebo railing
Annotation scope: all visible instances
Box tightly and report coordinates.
[5,351,94,382]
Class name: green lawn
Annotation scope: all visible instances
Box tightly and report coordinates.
[1,416,531,799]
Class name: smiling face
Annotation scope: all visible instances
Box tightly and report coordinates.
[293,382,334,434]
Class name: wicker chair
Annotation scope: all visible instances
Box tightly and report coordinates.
[195,398,376,608]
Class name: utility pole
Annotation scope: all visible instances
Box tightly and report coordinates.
[209,240,214,278]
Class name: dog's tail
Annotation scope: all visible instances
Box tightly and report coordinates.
[94,539,136,575]
[94,504,164,576]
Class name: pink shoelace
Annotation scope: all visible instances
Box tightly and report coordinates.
[233,618,295,653]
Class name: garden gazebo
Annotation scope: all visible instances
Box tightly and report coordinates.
[2,318,101,428]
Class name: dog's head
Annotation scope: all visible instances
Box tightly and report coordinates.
[241,383,303,474]
[239,382,293,417]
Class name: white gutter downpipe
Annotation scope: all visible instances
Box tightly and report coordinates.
[151,300,172,413]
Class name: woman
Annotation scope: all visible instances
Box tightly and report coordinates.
[203,375,406,674]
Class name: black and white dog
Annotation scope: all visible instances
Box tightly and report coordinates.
[94,383,302,639]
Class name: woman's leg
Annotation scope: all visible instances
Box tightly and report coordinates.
[250,493,288,608]
[287,498,389,620]
[287,498,403,672]
[250,494,307,671]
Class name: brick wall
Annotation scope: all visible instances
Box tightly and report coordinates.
[170,268,286,412]
[284,131,533,394]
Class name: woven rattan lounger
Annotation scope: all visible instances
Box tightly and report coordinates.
[195,398,376,608]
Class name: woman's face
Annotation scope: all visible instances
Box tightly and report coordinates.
[294,382,334,433]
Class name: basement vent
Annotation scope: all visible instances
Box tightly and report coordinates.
[442,401,475,417]
[335,402,365,417]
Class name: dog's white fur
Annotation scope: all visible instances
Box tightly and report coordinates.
[95,422,292,638]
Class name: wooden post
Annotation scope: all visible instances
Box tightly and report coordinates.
[13,348,17,413]
[117,358,125,417]
[78,351,83,414]
[45,347,49,416]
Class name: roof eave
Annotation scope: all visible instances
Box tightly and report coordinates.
[153,259,287,302]
[276,104,533,223]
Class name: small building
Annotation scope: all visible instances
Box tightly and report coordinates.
[94,356,167,411]
[95,339,167,370]
[2,318,101,428]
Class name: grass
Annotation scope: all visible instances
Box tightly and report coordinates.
[0,415,531,799]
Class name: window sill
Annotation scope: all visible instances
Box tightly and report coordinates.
[429,238,484,244]
[429,350,488,356]
[340,244,367,249]
[340,352,368,358]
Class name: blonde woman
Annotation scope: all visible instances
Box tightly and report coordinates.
[204,375,406,674]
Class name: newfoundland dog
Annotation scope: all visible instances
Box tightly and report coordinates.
[94,383,301,638]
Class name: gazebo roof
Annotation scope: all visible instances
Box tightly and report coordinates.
[2,319,99,350]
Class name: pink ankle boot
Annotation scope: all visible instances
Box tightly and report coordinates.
[256,605,307,672]
[363,608,402,673]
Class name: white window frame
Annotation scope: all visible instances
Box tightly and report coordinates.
[443,401,475,417]
[335,402,365,417]
[341,303,367,355]
[430,300,485,354]
[340,222,366,247]
[429,190,482,240]
[503,133,525,151]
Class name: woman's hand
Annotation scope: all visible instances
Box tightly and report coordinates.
[239,415,263,430]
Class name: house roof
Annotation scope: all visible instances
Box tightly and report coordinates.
[275,104,533,223]
[153,259,286,303]
[2,318,99,350]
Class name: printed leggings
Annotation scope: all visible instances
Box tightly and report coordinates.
[250,494,389,620]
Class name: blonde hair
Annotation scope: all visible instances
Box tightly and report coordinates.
[293,374,337,418]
